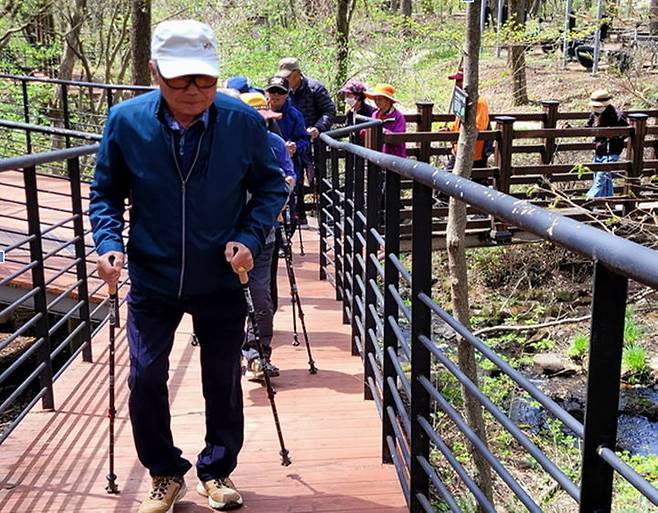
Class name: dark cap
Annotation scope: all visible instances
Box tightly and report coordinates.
[265,75,290,94]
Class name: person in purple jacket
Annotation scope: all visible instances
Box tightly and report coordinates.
[364,83,407,158]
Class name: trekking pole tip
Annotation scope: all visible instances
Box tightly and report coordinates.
[280,450,292,466]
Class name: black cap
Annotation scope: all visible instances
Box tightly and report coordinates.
[265,75,290,94]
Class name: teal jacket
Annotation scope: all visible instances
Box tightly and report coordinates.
[90,90,288,298]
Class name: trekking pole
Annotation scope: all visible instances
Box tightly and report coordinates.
[237,267,292,466]
[297,219,305,256]
[279,213,318,374]
[106,256,119,494]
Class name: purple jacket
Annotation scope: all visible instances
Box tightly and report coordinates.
[373,108,407,158]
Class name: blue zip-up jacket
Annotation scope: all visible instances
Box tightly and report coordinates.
[276,99,310,157]
[89,90,288,298]
[275,99,309,181]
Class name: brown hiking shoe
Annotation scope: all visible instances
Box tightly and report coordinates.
[196,477,243,510]
[138,475,186,513]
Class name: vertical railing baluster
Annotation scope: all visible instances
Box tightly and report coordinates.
[351,138,366,357]
[342,112,355,325]
[318,140,328,280]
[580,262,628,513]
[382,164,401,463]
[409,177,433,513]
[331,146,343,301]
[23,165,55,410]
[68,157,93,362]
[21,79,32,154]
[61,84,71,148]
[364,124,383,402]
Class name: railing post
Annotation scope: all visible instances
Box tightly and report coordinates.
[331,146,343,301]
[364,126,383,401]
[541,100,560,165]
[107,87,114,111]
[382,166,401,463]
[409,178,432,513]
[318,139,328,280]
[626,113,647,206]
[580,263,628,513]
[68,157,93,362]
[351,130,369,357]
[494,116,515,195]
[416,101,434,163]
[60,83,71,148]
[23,166,55,410]
[342,112,355,325]
[21,79,32,154]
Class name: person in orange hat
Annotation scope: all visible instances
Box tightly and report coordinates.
[365,83,407,157]
[443,68,491,178]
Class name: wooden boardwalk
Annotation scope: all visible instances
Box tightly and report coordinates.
[0,231,407,513]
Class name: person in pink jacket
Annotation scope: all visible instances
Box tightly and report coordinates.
[365,83,407,158]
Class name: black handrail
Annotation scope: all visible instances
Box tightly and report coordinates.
[318,113,658,513]
[0,142,129,446]
[0,72,153,92]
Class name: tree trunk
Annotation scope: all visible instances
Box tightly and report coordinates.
[651,0,658,35]
[130,0,151,86]
[508,0,529,105]
[445,0,495,510]
[59,0,87,80]
[336,0,350,98]
[402,0,412,16]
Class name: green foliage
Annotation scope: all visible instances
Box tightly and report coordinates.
[567,333,589,361]
[624,307,643,345]
[622,344,651,384]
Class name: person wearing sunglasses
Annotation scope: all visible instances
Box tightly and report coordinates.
[89,20,287,513]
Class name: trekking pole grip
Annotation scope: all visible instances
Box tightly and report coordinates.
[108,255,118,296]
[237,268,249,286]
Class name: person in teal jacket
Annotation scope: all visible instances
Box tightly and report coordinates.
[89,20,287,513]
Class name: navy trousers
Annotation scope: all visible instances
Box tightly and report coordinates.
[126,285,246,481]
[243,241,275,361]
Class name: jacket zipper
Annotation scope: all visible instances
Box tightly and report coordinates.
[170,130,206,298]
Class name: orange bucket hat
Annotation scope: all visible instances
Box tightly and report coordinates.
[365,83,399,103]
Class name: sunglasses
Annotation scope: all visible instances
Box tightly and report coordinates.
[157,65,217,90]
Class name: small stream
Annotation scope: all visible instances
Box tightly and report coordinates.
[509,382,658,455]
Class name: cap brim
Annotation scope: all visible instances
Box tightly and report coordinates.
[265,85,289,94]
[365,92,398,103]
[276,69,294,78]
[589,100,611,108]
[448,73,464,80]
[157,58,219,78]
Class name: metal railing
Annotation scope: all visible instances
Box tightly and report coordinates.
[0,142,129,445]
[318,114,658,512]
[0,73,151,159]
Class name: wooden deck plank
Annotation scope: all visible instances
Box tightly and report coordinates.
[0,230,407,513]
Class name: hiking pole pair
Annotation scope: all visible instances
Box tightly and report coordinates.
[237,267,292,466]
[279,212,317,374]
[106,256,119,494]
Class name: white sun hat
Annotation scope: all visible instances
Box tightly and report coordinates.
[151,20,219,78]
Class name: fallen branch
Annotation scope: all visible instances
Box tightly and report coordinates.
[473,314,591,336]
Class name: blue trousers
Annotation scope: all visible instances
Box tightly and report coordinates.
[586,154,619,198]
[126,285,246,481]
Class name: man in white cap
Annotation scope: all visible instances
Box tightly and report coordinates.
[89,19,287,513]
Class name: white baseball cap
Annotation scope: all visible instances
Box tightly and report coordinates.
[151,20,219,79]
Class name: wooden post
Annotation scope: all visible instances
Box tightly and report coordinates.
[541,100,560,165]
[494,116,515,195]
[626,113,648,206]
[416,101,434,163]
